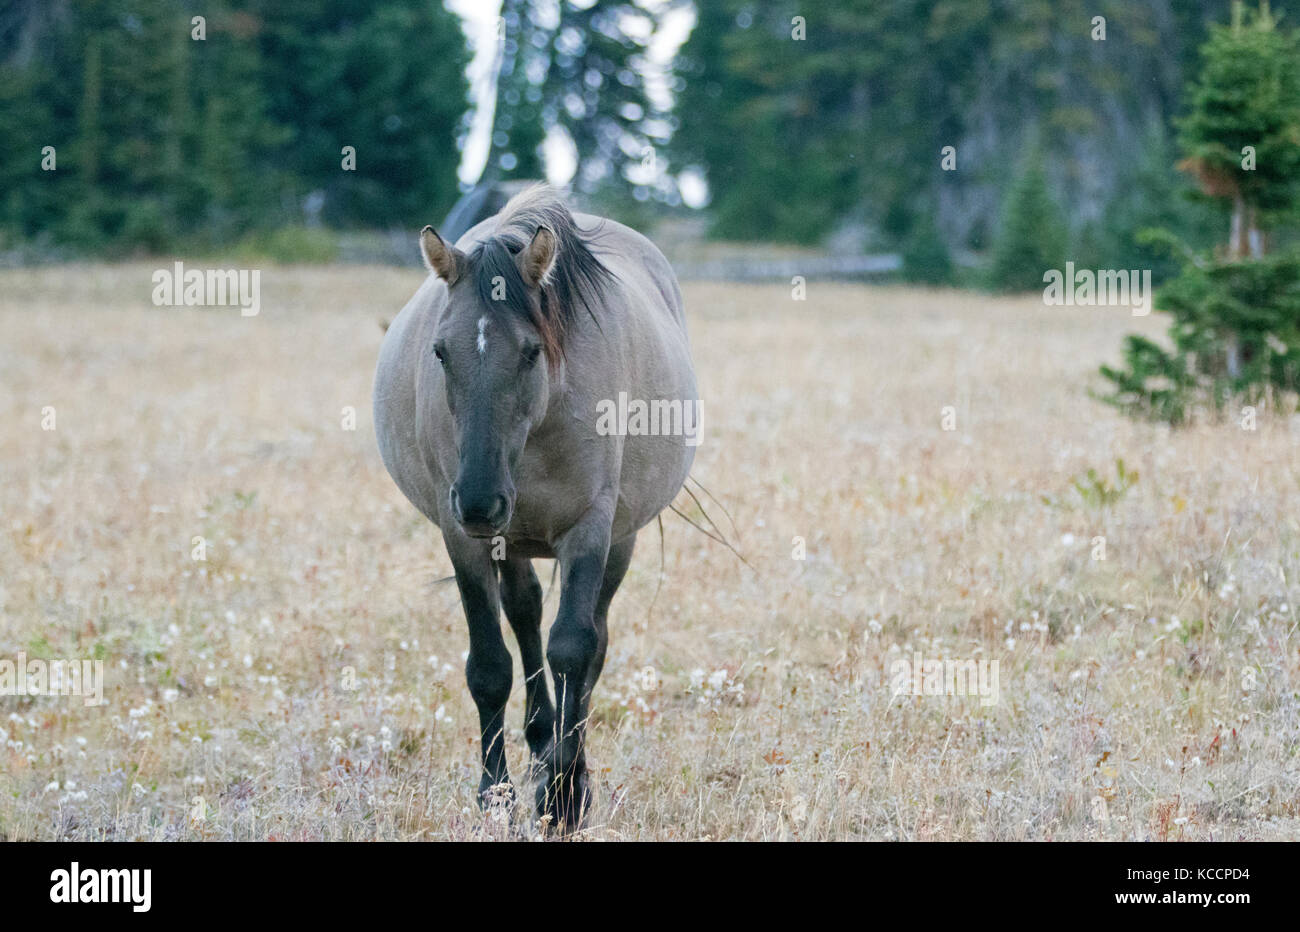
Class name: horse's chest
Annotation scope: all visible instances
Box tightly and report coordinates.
[509,451,602,539]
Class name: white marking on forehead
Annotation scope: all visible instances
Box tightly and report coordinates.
[476,316,488,356]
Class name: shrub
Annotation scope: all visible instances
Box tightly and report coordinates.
[232,226,340,264]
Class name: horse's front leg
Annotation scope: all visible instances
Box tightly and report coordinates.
[538,505,615,831]
[497,556,555,763]
[445,533,514,806]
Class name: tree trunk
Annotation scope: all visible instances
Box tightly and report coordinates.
[1247,203,1263,258]
[1223,194,1252,379]
[1229,193,1246,259]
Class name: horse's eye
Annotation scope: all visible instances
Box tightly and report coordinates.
[522,343,542,367]
[433,342,447,365]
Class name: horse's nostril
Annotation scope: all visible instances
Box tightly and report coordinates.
[451,486,507,531]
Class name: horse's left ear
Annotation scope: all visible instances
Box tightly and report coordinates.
[518,226,557,287]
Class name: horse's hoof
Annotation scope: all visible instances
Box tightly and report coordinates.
[536,767,590,834]
[479,778,516,811]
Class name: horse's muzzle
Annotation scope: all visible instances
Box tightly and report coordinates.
[449,485,511,538]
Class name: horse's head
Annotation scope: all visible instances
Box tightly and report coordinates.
[420,223,558,538]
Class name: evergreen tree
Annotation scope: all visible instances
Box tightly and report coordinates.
[1099,1,1300,423]
[672,0,856,244]
[65,0,190,251]
[0,55,56,242]
[251,0,469,227]
[1177,0,1300,256]
[485,0,666,196]
[671,0,1230,250]
[0,0,470,252]
[901,209,956,286]
[987,152,1067,292]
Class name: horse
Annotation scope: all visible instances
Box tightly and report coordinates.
[373,185,698,830]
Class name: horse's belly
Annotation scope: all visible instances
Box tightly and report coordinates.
[610,435,696,540]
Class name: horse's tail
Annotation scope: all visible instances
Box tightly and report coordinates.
[668,475,753,572]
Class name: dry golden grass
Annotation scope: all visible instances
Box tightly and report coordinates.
[1,263,1298,840]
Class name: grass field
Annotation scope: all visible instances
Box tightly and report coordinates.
[1,263,1298,840]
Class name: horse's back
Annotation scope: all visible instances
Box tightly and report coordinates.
[578,214,688,333]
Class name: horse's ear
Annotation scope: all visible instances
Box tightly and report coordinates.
[419,226,464,284]
[518,225,557,287]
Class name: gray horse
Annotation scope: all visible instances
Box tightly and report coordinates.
[373,185,697,829]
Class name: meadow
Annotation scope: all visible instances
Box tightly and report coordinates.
[1,264,1297,840]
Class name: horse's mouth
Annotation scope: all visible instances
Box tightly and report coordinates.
[460,522,506,540]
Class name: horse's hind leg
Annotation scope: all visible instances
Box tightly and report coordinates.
[584,535,636,700]
[498,556,554,761]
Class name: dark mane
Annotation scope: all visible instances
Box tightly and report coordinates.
[466,184,615,369]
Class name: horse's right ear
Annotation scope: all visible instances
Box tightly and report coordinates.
[419,226,464,285]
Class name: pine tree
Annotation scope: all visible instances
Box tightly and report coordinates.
[484,0,665,196]
[901,209,955,286]
[987,151,1067,292]
[1177,0,1300,257]
[671,0,856,244]
[1099,1,1300,423]
[253,0,469,227]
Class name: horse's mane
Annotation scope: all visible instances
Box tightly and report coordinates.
[466,184,615,369]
